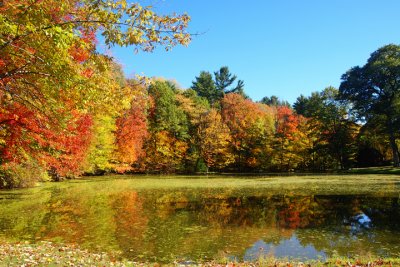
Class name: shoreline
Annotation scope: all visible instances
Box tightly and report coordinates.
[1,241,399,267]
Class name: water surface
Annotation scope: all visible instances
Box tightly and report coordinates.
[0,175,399,262]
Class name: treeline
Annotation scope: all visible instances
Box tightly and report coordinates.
[81,71,367,175]
[1,1,400,188]
[2,61,398,188]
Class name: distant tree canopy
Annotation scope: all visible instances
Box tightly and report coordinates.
[191,66,247,104]
[260,95,290,107]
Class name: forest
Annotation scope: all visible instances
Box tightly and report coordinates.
[1,0,400,189]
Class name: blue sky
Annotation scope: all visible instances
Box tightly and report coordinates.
[108,0,400,104]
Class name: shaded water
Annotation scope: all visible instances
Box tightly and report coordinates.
[0,175,400,262]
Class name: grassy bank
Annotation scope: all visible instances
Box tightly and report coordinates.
[345,166,400,175]
[1,242,400,267]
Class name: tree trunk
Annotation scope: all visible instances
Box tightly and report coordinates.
[48,167,61,182]
[388,121,400,167]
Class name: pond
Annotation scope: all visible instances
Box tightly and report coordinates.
[0,175,399,263]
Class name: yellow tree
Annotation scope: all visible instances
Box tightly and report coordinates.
[145,130,188,173]
[197,109,234,171]
[176,89,210,171]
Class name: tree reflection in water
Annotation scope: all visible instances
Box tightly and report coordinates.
[0,184,399,262]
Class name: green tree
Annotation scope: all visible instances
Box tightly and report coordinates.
[260,95,290,107]
[338,44,400,167]
[148,80,189,139]
[214,66,245,97]
[292,95,308,115]
[294,87,358,170]
[146,80,190,172]
[356,120,392,166]
[191,67,247,105]
[177,89,210,172]
[191,71,219,105]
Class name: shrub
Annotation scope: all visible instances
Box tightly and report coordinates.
[0,161,50,189]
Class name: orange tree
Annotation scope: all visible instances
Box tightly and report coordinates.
[221,93,275,171]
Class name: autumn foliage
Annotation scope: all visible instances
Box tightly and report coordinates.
[115,87,149,172]
[0,70,348,187]
[0,0,191,187]
[1,0,391,189]
[0,101,93,178]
